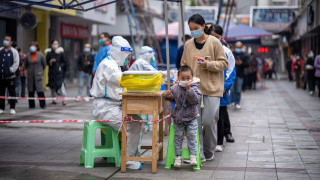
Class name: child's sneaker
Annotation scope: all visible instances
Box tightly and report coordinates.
[190,155,198,166]
[174,156,181,168]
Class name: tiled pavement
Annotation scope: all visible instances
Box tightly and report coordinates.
[0,79,319,180]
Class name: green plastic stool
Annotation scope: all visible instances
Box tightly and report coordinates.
[165,124,201,170]
[79,121,121,168]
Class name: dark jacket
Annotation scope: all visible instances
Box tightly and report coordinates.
[305,58,315,80]
[0,47,19,79]
[166,77,202,123]
[77,53,94,74]
[176,45,184,69]
[25,52,46,92]
[45,47,67,91]
[233,51,249,77]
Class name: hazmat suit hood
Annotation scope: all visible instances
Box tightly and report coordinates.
[108,36,132,66]
[139,46,155,64]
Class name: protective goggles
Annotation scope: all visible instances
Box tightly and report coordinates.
[121,47,133,52]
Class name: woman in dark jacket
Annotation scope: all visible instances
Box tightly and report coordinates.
[25,41,46,109]
[305,51,315,95]
[45,40,67,105]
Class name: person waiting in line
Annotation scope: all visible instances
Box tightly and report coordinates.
[77,43,94,101]
[11,43,22,101]
[165,66,202,167]
[205,24,236,151]
[0,34,19,115]
[305,51,316,95]
[314,54,320,98]
[92,32,112,75]
[230,41,249,110]
[292,54,304,88]
[45,40,67,105]
[181,14,228,161]
[176,35,192,70]
[248,53,258,90]
[17,47,27,97]
[286,56,293,81]
[25,41,46,109]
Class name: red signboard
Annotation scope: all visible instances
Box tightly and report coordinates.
[60,22,89,40]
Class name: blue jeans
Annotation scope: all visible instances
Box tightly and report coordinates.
[230,77,244,105]
[78,71,92,97]
[15,76,21,97]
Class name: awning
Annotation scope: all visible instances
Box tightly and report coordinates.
[225,24,272,41]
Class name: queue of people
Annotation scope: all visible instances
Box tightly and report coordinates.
[286,51,320,97]
[0,33,103,114]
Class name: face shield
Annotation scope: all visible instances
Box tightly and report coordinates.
[140,46,155,63]
[107,36,132,66]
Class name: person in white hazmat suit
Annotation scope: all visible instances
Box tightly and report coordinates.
[90,36,142,169]
[129,46,157,71]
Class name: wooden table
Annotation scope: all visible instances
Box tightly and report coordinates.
[120,91,165,174]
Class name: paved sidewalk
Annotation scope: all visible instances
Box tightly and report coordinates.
[0,79,319,180]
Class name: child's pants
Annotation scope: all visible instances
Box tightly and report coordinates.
[173,118,198,156]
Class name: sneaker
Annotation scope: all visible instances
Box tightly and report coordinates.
[10,109,16,115]
[230,102,235,107]
[215,145,223,152]
[235,104,241,110]
[174,156,181,168]
[204,152,214,161]
[75,96,81,102]
[310,91,314,95]
[84,97,90,102]
[0,109,4,114]
[190,155,198,166]
[51,101,57,105]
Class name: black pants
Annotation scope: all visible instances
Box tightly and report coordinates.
[218,106,231,145]
[248,72,257,89]
[0,78,16,110]
[21,76,26,97]
[28,91,46,108]
[287,69,292,81]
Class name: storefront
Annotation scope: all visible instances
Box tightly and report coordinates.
[59,21,90,83]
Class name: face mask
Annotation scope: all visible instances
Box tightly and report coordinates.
[308,54,314,58]
[52,44,58,49]
[99,39,105,45]
[123,58,129,66]
[178,80,192,87]
[91,52,96,55]
[235,48,242,53]
[190,29,203,38]
[3,40,10,47]
[84,48,90,53]
[296,56,300,60]
[30,46,36,52]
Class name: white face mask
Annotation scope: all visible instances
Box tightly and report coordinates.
[178,80,192,87]
[52,44,59,49]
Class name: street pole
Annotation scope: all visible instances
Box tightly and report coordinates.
[223,0,230,30]
[124,0,136,58]
[180,0,185,44]
[224,0,234,39]
[164,0,170,90]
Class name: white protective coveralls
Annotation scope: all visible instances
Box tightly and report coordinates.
[129,46,157,71]
[90,36,142,159]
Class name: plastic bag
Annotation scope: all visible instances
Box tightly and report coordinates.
[120,74,163,93]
